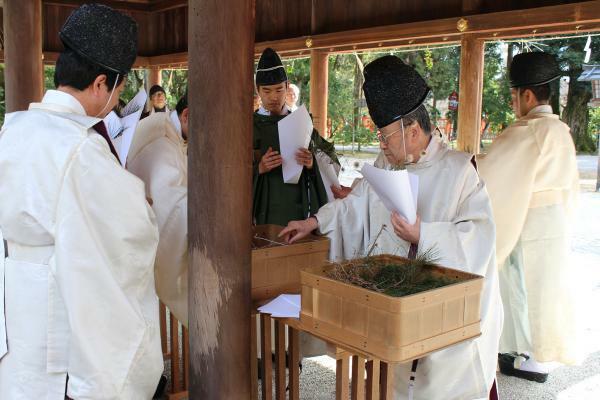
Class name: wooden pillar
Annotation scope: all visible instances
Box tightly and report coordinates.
[188,0,254,399]
[149,68,162,87]
[310,50,329,138]
[456,34,485,154]
[3,0,43,112]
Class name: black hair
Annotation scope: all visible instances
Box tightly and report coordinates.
[54,49,124,90]
[402,104,432,135]
[520,83,551,103]
[176,91,188,115]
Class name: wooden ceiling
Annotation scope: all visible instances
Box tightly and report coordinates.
[1,0,600,66]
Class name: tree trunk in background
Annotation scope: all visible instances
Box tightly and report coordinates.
[550,78,561,116]
[563,68,593,152]
[352,57,363,151]
[507,43,514,70]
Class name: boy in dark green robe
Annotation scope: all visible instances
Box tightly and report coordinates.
[253,48,338,226]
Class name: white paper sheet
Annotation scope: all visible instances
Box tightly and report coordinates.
[104,111,123,140]
[278,105,313,184]
[315,151,341,202]
[361,164,419,224]
[257,294,301,319]
[116,89,147,166]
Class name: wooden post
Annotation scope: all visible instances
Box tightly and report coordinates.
[149,68,162,87]
[188,0,254,399]
[456,34,485,154]
[3,0,43,112]
[310,50,329,138]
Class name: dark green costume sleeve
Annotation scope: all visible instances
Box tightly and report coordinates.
[252,113,329,226]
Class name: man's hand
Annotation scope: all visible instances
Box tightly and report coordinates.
[390,212,421,245]
[259,146,283,174]
[278,217,318,244]
[295,148,314,169]
[331,185,352,199]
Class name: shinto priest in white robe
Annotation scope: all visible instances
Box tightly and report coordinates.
[0,90,163,399]
[314,135,503,400]
[478,104,582,364]
[127,112,189,326]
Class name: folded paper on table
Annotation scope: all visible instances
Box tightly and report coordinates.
[361,163,419,224]
[257,294,301,319]
[278,105,312,184]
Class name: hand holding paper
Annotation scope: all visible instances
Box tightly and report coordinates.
[278,105,313,184]
[361,163,419,224]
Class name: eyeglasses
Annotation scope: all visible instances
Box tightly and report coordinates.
[376,127,402,145]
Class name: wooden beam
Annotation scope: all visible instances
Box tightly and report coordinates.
[188,0,254,399]
[456,34,485,154]
[255,1,600,56]
[309,50,329,138]
[150,0,187,12]
[4,0,44,112]
[42,0,151,12]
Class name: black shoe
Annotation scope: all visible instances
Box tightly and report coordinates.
[498,353,549,383]
[153,375,168,399]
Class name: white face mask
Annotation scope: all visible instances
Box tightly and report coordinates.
[94,74,120,118]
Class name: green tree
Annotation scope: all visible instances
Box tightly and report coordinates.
[537,36,600,152]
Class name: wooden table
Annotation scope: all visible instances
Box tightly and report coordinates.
[251,312,394,400]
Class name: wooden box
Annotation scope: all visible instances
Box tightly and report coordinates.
[300,255,484,363]
[252,224,329,301]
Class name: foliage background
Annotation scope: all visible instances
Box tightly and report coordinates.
[0,35,598,153]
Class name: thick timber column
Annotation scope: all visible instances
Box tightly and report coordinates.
[3,0,43,112]
[310,50,329,138]
[188,0,254,399]
[457,34,485,154]
[148,68,162,88]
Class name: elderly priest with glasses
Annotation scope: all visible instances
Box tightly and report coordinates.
[280,55,503,400]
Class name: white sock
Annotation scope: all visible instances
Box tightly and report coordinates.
[514,353,548,374]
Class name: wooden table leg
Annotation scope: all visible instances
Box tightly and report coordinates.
[365,360,380,400]
[288,325,300,400]
[274,320,286,400]
[159,302,168,357]
[351,355,366,400]
[250,314,258,400]
[170,316,181,393]
[260,314,273,400]
[336,351,350,400]
[380,361,393,400]
[183,327,189,390]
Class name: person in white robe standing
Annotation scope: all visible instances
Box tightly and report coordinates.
[280,56,503,400]
[478,51,582,382]
[127,93,189,326]
[0,4,163,399]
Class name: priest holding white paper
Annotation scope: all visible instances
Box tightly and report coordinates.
[280,56,503,400]
[253,48,339,226]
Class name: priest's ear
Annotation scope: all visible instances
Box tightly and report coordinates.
[180,108,189,125]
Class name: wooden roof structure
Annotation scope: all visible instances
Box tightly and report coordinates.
[2,1,600,398]
[1,1,600,67]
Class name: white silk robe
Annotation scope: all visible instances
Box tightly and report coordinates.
[0,90,163,400]
[478,105,582,364]
[127,113,189,326]
[315,136,503,400]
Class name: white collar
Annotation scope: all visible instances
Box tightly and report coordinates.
[257,105,291,116]
[28,90,101,129]
[527,104,553,116]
